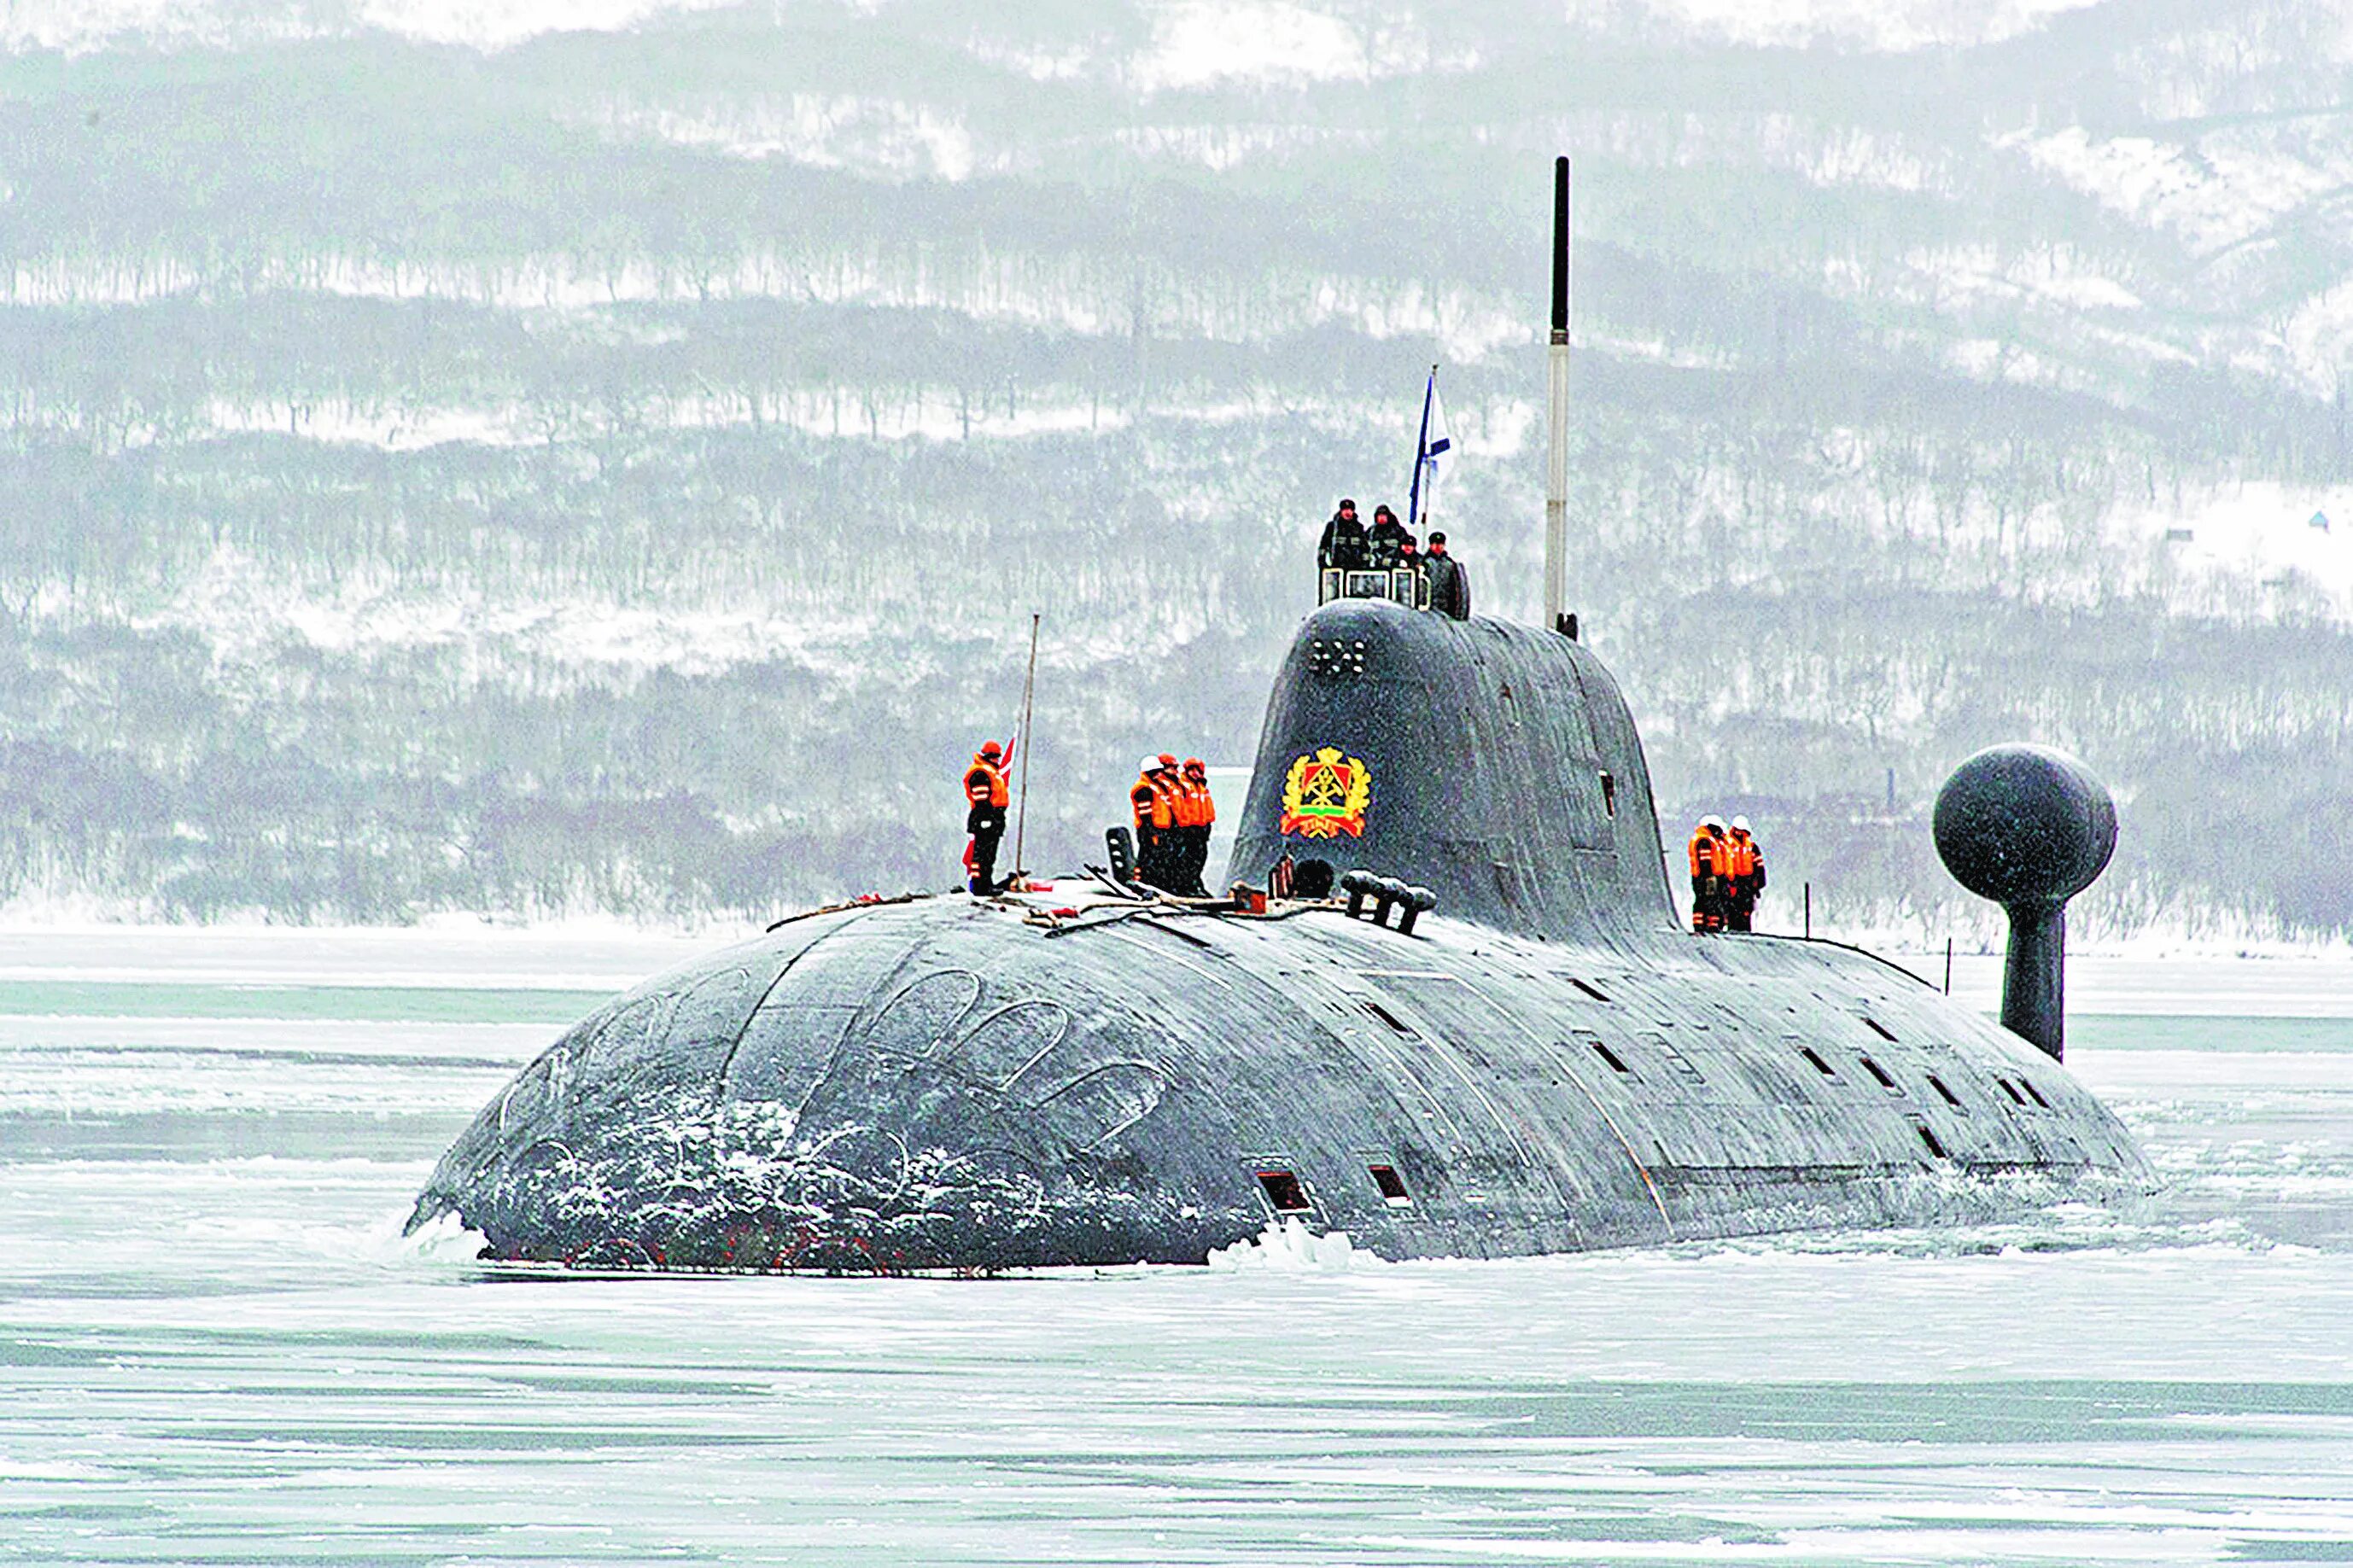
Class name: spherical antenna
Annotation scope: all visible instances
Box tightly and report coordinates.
[1933,744,2116,909]
[1932,743,2117,1064]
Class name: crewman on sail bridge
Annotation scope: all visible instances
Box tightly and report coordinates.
[1424,532,1469,620]
[963,738,1012,895]
[1688,814,1730,934]
[1317,498,1368,571]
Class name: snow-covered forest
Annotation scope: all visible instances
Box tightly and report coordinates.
[2,0,2349,939]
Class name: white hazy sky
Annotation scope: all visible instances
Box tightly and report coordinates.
[3,0,2109,58]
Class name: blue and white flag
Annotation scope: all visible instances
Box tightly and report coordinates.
[1408,366,1452,534]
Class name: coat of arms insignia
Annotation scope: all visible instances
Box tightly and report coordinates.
[1278,747,1371,838]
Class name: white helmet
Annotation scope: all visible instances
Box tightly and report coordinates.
[1139,754,1162,775]
[1700,813,1726,831]
[1731,815,1751,833]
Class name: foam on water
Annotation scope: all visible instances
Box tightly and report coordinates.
[1206,1215,1378,1273]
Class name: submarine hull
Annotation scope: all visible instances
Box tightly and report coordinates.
[412,893,2151,1272]
[413,602,2152,1271]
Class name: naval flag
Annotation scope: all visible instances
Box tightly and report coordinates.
[1408,365,1452,534]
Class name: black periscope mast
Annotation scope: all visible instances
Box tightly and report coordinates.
[409,160,2152,1272]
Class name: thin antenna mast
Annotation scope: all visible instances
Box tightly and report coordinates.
[1544,155,1572,636]
[1012,612,1041,878]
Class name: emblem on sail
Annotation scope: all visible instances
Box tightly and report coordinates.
[1278,747,1371,838]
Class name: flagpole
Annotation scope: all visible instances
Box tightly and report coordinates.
[1409,365,1434,533]
[1012,611,1040,879]
[1421,361,1439,535]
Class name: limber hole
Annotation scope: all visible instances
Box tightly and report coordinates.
[1860,1055,1899,1091]
[1368,1164,1411,1205]
[1256,1169,1311,1213]
[1591,1040,1631,1075]
[1916,1122,1949,1159]
[2021,1080,2052,1109]
[1929,1075,1963,1108]
[1801,1046,1836,1076]
[1865,1017,1899,1043]
[1569,977,1612,1004]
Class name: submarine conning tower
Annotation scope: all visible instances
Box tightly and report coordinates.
[1225,597,1680,942]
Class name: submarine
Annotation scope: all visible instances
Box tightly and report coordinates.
[408,161,2153,1271]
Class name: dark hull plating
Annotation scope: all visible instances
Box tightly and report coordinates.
[412,895,2149,1271]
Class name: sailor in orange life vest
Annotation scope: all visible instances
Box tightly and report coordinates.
[1129,754,1180,889]
[1687,813,1730,933]
[962,738,1012,894]
[1725,815,1766,931]
[1176,757,1217,895]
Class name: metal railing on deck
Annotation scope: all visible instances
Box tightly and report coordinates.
[1318,568,1429,610]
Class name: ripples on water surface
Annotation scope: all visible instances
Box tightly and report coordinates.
[2,932,2349,1565]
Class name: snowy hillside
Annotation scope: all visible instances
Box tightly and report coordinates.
[1,0,2348,936]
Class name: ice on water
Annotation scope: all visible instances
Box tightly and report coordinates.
[2,932,2350,1565]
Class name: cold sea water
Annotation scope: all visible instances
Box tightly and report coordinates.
[1,928,2349,1566]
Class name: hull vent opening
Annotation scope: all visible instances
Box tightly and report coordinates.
[1860,1055,1900,1092]
[1997,1078,2028,1106]
[1865,1017,1899,1042]
[1568,977,1612,1004]
[1256,1169,1311,1213]
[2020,1079,2052,1109]
[1591,1040,1631,1075]
[1363,1000,1415,1035]
[1801,1046,1836,1077]
[1929,1075,1964,1108]
[1368,1165,1412,1206]
[1914,1122,1949,1159]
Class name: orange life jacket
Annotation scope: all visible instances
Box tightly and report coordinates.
[965,756,1008,809]
[1186,772,1215,827]
[1688,827,1724,879]
[1133,775,1174,832]
[1725,831,1756,881]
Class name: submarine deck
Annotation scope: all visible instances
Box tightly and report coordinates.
[415,881,2152,1272]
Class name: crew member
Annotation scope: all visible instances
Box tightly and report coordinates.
[963,738,1011,894]
[1165,757,1201,895]
[1317,498,1369,572]
[1688,813,1729,933]
[1181,757,1216,895]
[1425,532,1470,620]
[1130,754,1179,889]
[1366,504,1410,569]
[1725,816,1766,932]
[1154,751,1184,886]
[1166,761,1205,893]
[1397,534,1426,607]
